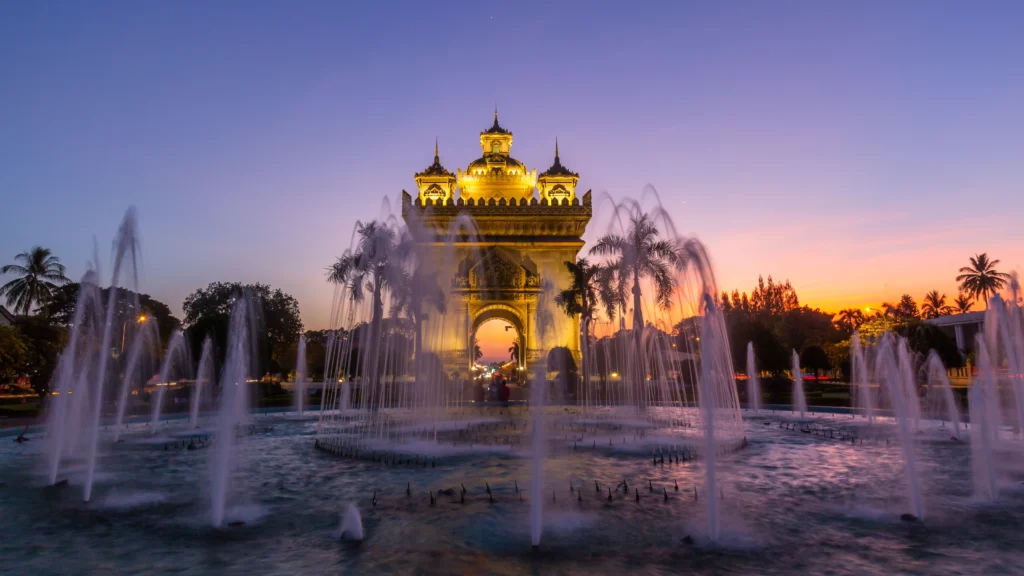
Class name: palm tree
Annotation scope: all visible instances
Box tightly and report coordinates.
[956,253,1010,308]
[389,231,446,366]
[878,301,898,320]
[834,308,865,333]
[508,338,521,364]
[326,221,403,380]
[326,221,402,324]
[953,293,973,314]
[1,247,70,316]
[589,212,684,331]
[920,290,953,319]
[554,258,603,329]
[555,258,607,399]
[595,263,628,330]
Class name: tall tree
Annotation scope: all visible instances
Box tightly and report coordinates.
[800,345,831,380]
[595,263,628,329]
[388,229,446,366]
[508,338,521,364]
[326,221,403,379]
[782,306,840,353]
[880,295,918,322]
[182,282,303,376]
[1,247,70,316]
[43,283,180,346]
[0,325,28,383]
[12,316,66,396]
[555,258,603,328]
[749,275,800,317]
[920,290,953,319]
[956,253,1010,307]
[953,293,974,314]
[589,212,683,330]
[555,258,606,396]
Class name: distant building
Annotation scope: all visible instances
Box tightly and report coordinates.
[925,311,985,352]
[0,305,15,327]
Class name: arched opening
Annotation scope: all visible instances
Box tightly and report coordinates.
[475,318,518,363]
[471,306,526,386]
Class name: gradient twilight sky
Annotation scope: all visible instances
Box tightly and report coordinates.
[1,1,1022,339]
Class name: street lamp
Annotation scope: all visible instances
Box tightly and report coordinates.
[121,314,147,353]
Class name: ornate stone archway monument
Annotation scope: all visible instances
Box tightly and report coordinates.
[402,112,592,375]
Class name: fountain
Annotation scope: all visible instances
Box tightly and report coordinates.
[150,331,189,433]
[969,337,998,501]
[339,503,364,541]
[113,317,159,442]
[897,338,922,431]
[923,350,961,437]
[698,295,743,542]
[191,337,215,428]
[81,210,140,503]
[746,342,759,414]
[306,195,749,545]
[210,296,257,527]
[875,333,924,519]
[528,284,557,549]
[17,198,1024,573]
[529,359,547,549]
[12,112,1024,571]
[791,350,807,419]
[850,332,874,423]
[985,294,1024,433]
[294,334,307,415]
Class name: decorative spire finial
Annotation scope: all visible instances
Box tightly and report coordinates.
[494,104,498,122]
[434,137,439,160]
[555,137,559,160]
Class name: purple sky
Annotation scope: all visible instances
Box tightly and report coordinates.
[2,1,1022,332]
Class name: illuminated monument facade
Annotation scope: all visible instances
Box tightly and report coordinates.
[402,111,592,375]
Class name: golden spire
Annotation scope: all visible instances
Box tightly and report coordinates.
[555,137,559,160]
[494,105,498,123]
[435,137,439,160]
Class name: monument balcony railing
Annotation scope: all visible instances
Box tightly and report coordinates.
[450,277,541,290]
[402,189,593,210]
[459,171,535,184]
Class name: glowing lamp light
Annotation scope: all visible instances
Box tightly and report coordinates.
[611,372,619,378]
[138,315,147,322]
